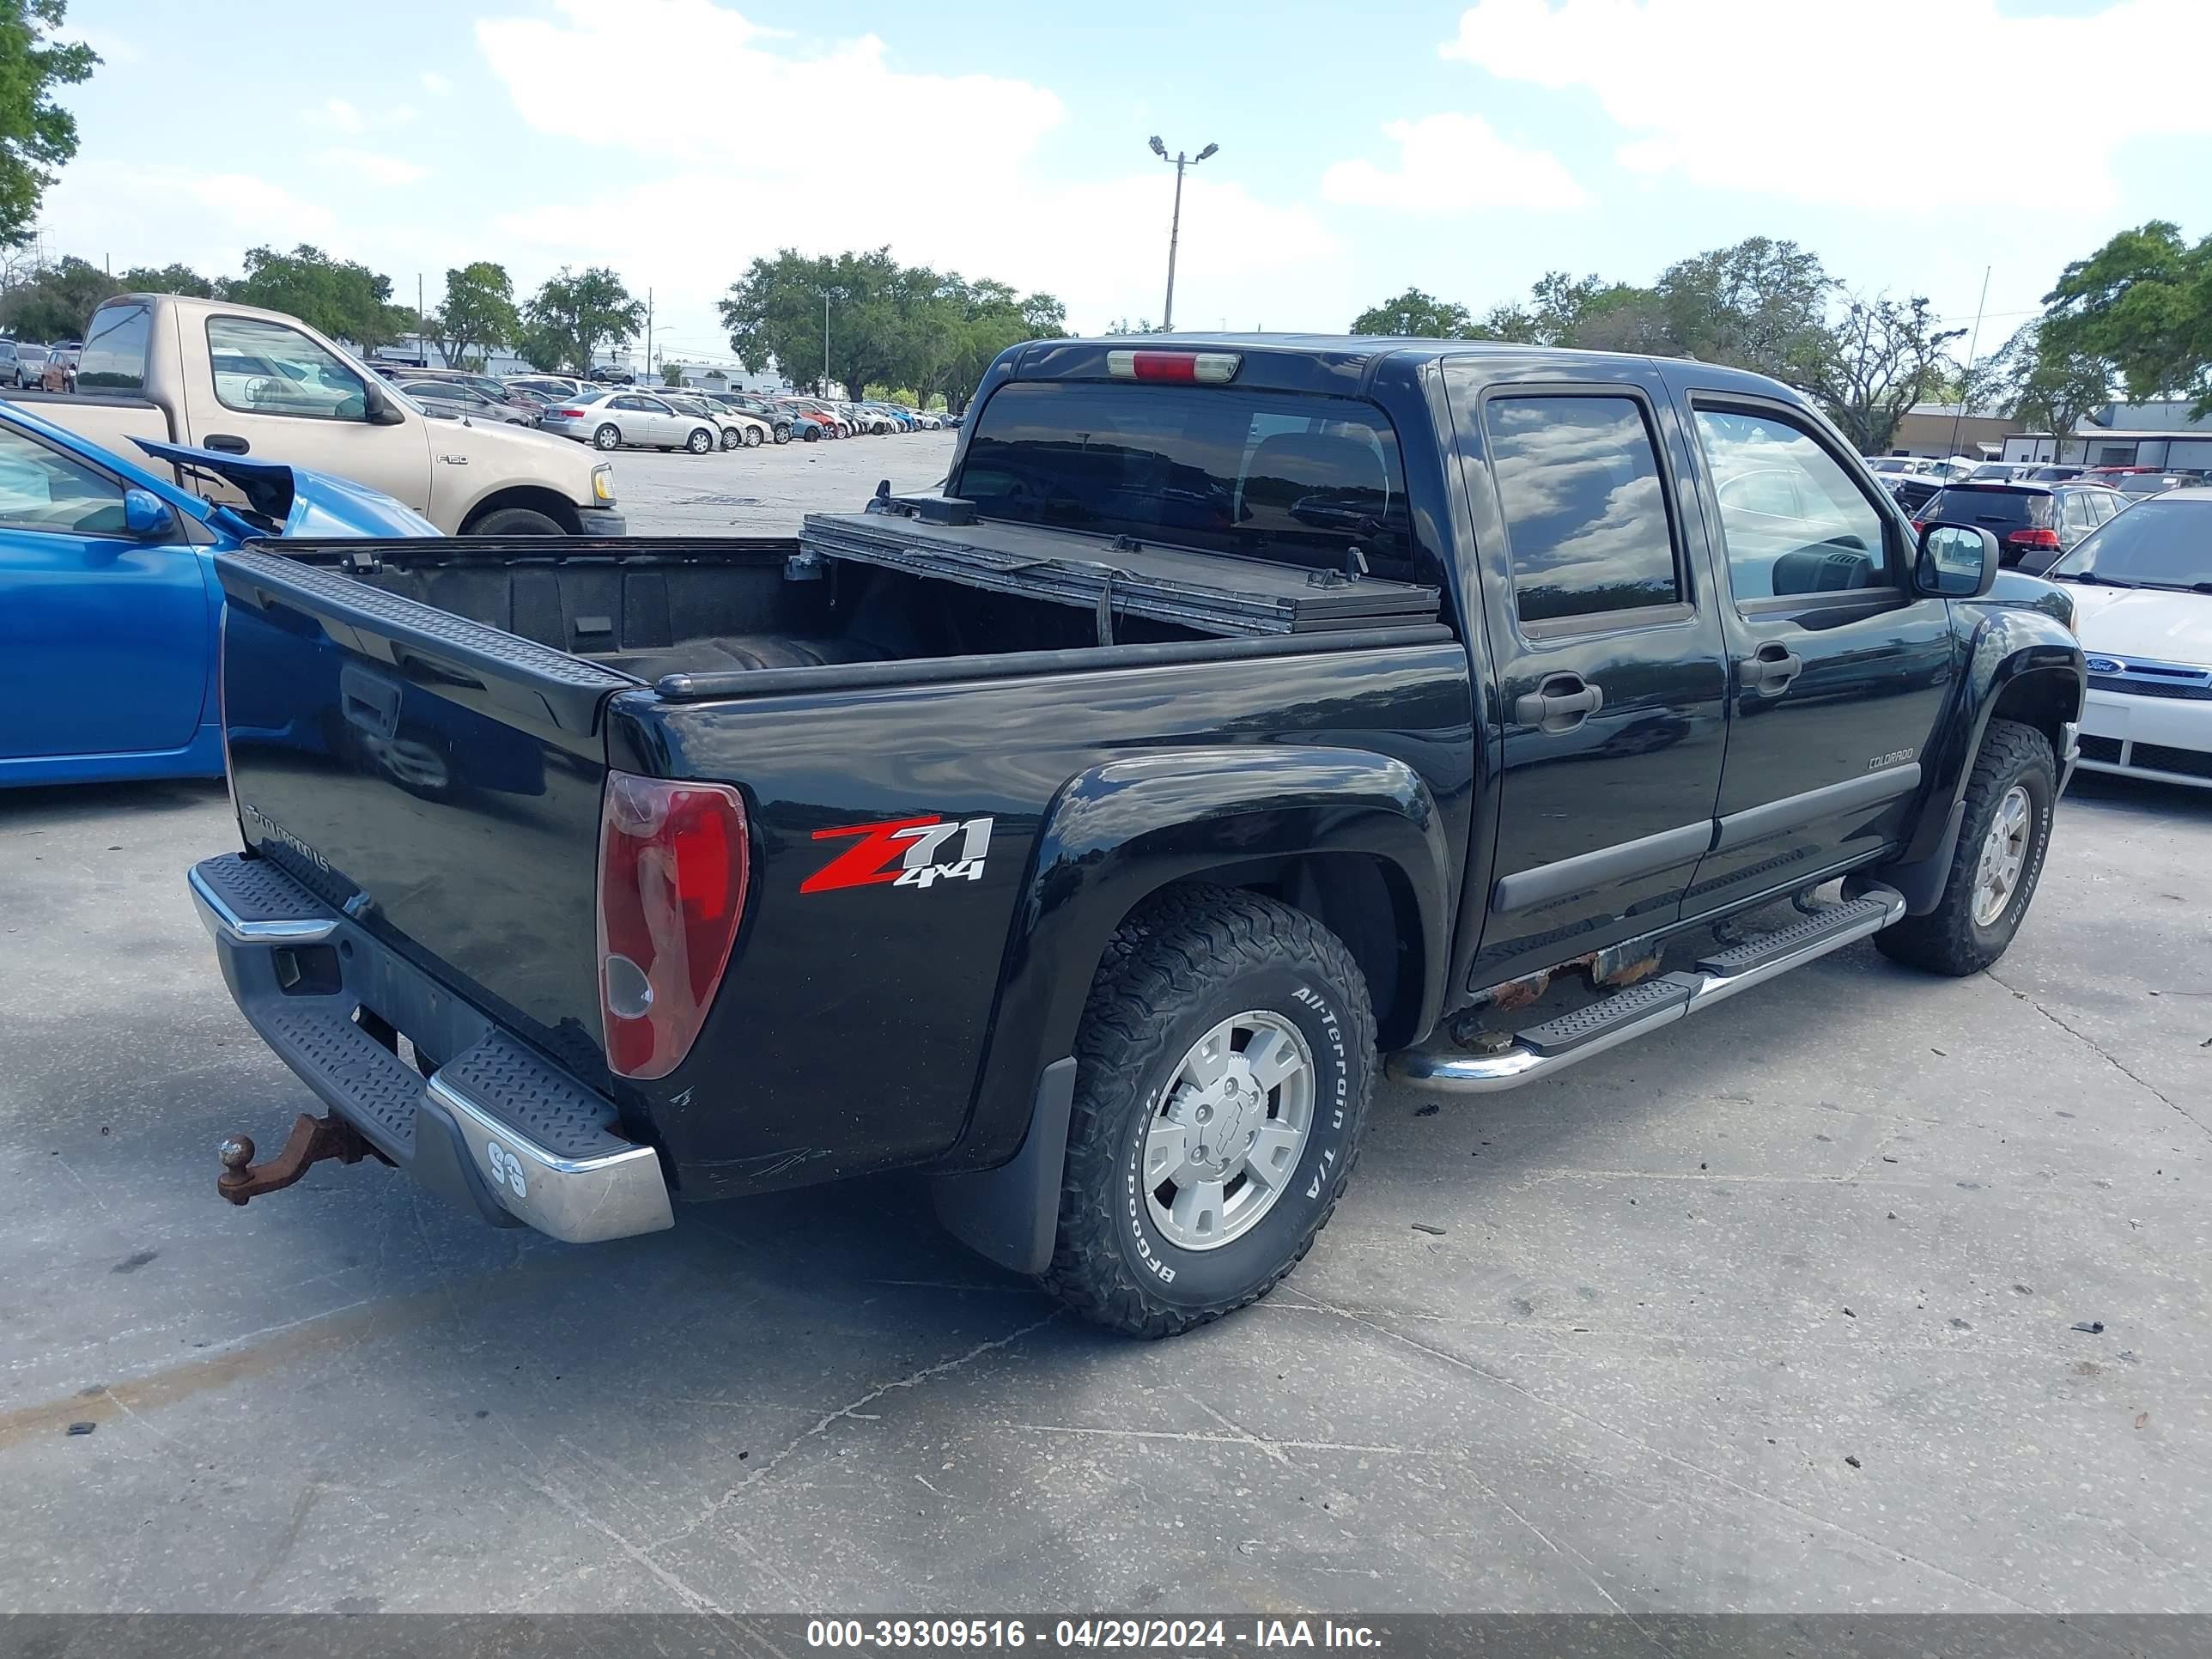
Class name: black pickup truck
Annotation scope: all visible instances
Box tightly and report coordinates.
[191,336,2083,1336]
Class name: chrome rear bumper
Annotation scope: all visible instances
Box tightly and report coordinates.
[190,852,672,1243]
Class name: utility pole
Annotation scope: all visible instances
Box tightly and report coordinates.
[1948,264,1990,461]
[417,273,425,363]
[1148,137,1218,332]
[823,291,830,395]
[645,287,654,380]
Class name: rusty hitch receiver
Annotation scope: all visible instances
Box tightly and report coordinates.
[216,1113,386,1206]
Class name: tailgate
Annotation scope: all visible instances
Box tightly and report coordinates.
[215,547,636,1077]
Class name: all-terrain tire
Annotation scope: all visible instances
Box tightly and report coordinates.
[1874,718,2057,975]
[1042,886,1376,1338]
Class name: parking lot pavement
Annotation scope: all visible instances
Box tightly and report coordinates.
[607,428,959,536]
[3,770,2206,1615]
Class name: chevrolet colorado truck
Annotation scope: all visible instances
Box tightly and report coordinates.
[189,337,2082,1336]
[8,294,624,536]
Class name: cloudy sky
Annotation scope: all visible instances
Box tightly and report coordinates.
[42,0,2212,371]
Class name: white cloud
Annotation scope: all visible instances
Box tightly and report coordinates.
[44,161,337,267]
[1442,0,2212,210]
[312,97,366,136]
[388,104,421,127]
[317,149,431,188]
[1322,112,1589,213]
[420,71,453,94]
[476,0,1063,193]
[473,0,1336,331]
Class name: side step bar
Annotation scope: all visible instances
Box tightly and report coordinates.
[1388,885,1906,1093]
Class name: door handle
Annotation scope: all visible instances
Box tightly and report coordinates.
[1515,673,1605,731]
[1740,643,1803,695]
[204,434,250,454]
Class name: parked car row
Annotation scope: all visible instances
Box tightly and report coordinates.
[372,365,960,455]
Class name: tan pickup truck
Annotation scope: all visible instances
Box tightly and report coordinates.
[6,294,624,535]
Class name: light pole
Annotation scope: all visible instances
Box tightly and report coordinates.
[1149,135,1217,333]
[823,290,830,394]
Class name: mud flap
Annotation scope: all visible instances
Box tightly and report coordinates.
[930,1058,1078,1276]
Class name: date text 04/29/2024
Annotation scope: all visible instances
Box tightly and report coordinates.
[803,1620,1382,1650]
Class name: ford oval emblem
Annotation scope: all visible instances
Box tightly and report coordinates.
[2084,656,2124,675]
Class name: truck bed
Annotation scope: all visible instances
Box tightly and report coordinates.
[215,534,1458,1111]
[264,531,1452,689]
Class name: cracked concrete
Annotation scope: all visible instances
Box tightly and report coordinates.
[1,633,2207,1612]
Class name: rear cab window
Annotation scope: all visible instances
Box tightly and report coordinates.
[953,380,1419,582]
[77,303,150,392]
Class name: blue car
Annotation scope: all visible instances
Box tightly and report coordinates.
[0,399,437,788]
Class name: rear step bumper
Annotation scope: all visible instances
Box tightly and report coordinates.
[1388,885,1906,1093]
[188,854,672,1243]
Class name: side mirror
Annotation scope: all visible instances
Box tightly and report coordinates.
[362,381,408,426]
[123,488,174,539]
[1915,521,1998,599]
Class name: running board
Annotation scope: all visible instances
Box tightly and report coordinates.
[1387,885,1906,1093]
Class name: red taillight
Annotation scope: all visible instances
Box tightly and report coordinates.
[595,772,750,1079]
[2007,527,2063,550]
[1911,519,1926,535]
[1105,349,1240,384]
[552,405,586,418]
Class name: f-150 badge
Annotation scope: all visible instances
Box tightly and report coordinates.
[801,815,994,894]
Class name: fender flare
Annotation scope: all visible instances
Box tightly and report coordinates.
[1878,612,2081,910]
[932,746,1451,1272]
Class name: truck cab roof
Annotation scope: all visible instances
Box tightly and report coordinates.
[1000,334,1796,404]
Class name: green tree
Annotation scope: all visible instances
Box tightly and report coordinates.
[226,244,409,349]
[1654,237,1832,379]
[0,2,94,248]
[657,356,685,387]
[524,265,643,375]
[1800,294,1965,454]
[2039,220,2212,415]
[720,246,899,398]
[1349,287,1474,337]
[0,251,113,337]
[1987,319,2114,459]
[118,261,216,297]
[718,249,1063,409]
[429,261,520,369]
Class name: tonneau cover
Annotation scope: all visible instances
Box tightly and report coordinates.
[801,511,1442,637]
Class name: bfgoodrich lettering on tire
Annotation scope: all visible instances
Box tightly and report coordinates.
[1043,886,1376,1338]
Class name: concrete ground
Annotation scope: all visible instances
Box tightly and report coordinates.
[611,425,957,536]
[1,445,2207,1613]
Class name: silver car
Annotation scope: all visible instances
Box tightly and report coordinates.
[539,388,722,453]
[393,377,536,425]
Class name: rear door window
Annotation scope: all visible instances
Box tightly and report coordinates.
[1482,394,1682,627]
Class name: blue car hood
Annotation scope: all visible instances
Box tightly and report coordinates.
[133,439,440,539]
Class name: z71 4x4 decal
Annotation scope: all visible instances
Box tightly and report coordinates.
[800,815,994,894]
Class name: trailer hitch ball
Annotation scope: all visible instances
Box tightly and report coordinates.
[216,1113,380,1206]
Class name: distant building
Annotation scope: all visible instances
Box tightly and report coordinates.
[1999,400,2212,469]
[1885,401,2023,459]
